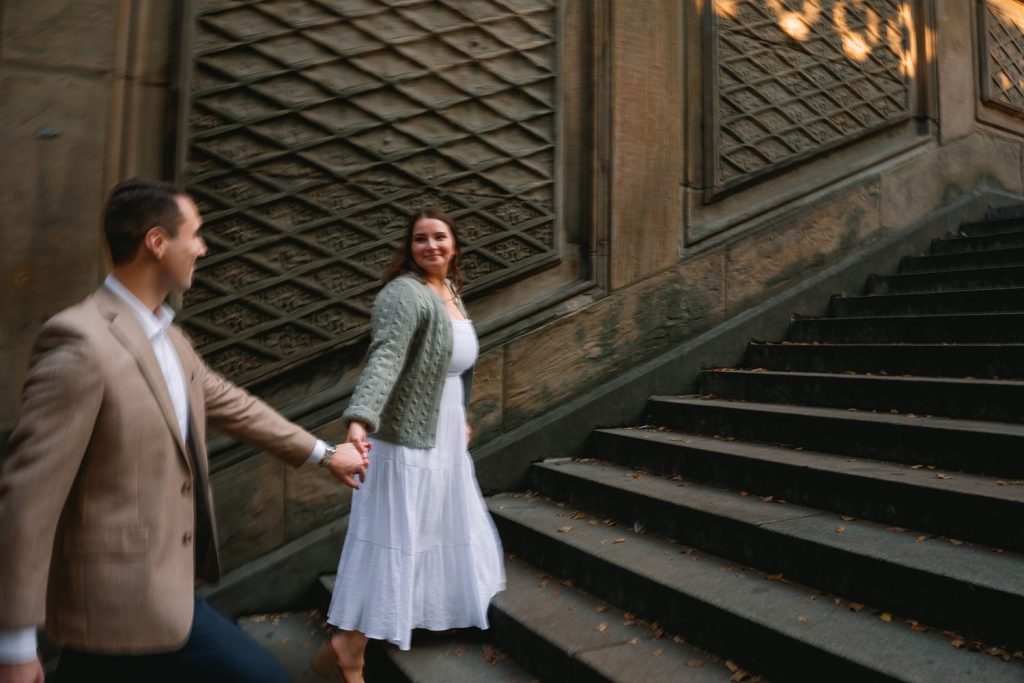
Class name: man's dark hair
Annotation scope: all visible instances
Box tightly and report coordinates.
[103,179,185,264]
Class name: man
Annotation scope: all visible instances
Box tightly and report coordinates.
[0,180,368,682]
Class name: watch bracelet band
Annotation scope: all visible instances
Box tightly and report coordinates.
[318,442,337,468]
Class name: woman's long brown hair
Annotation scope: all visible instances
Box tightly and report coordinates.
[382,207,465,292]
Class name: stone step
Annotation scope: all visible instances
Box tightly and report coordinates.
[366,632,538,683]
[490,555,739,682]
[236,609,333,683]
[961,215,1024,235]
[900,246,1024,274]
[696,369,1024,422]
[985,205,1024,221]
[930,231,1024,255]
[528,459,1024,651]
[743,342,1024,379]
[828,287,1024,317]
[865,264,1024,294]
[787,312,1024,343]
[588,428,1024,554]
[644,396,1024,479]
[488,493,1023,682]
[310,578,536,683]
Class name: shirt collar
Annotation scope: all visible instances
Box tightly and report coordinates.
[103,274,176,340]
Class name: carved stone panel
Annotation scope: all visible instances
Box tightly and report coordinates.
[981,0,1024,118]
[178,0,557,385]
[709,0,916,195]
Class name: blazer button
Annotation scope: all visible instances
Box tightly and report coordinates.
[183,530,193,545]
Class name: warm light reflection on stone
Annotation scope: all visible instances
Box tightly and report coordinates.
[714,0,740,19]
[767,1,821,41]
[779,12,811,40]
[834,2,881,61]
[842,33,871,60]
[1000,71,1014,90]
[715,1,924,75]
[894,2,917,77]
[989,0,1024,33]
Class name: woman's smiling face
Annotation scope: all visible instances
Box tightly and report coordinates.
[410,217,455,277]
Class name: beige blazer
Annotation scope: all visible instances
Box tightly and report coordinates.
[0,285,317,653]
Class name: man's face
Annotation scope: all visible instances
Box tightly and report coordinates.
[160,195,207,292]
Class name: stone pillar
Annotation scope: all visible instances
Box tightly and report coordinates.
[0,0,174,435]
[606,1,684,290]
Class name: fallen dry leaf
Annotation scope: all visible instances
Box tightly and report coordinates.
[628,637,640,645]
[985,646,1010,662]
[950,539,963,546]
[652,648,663,656]
[739,491,751,497]
[596,604,608,613]
[483,644,507,664]
[613,538,626,544]
[557,525,573,533]
[836,526,846,534]
[840,515,855,521]
[687,659,705,668]
[848,602,864,613]
[916,535,928,543]
[880,613,893,622]
[951,638,965,649]
[725,660,740,673]
[595,623,608,633]
[798,616,810,623]
[934,473,952,480]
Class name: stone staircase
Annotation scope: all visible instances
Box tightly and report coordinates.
[244,205,1024,682]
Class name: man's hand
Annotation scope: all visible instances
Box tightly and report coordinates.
[0,659,44,683]
[326,441,369,489]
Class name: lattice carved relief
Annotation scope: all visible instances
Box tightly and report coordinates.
[981,0,1024,117]
[710,0,915,195]
[178,0,557,384]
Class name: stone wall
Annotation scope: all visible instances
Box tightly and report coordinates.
[5,1,1024,577]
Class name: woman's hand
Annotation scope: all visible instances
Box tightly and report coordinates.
[465,421,473,446]
[347,420,370,456]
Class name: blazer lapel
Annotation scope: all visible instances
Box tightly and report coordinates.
[96,287,191,464]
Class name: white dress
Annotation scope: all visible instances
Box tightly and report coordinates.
[326,319,506,650]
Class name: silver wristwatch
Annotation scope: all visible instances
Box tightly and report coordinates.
[318,442,337,468]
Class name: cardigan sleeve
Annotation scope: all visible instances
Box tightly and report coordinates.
[342,278,422,433]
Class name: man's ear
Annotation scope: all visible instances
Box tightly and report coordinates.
[143,226,167,259]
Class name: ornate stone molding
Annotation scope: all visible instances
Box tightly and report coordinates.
[176,0,558,384]
[980,0,1024,119]
[707,0,916,196]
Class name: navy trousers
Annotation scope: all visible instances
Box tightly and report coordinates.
[52,596,289,683]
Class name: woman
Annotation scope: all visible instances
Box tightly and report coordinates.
[313,208,505,683]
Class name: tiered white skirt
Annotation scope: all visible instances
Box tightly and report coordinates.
[326,321,505,650]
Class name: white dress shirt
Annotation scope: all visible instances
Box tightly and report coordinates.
[0,276,325,663]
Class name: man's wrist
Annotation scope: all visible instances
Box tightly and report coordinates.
[317,442,337,468]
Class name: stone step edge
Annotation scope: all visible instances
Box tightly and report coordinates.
[647,395,1024,438]
[593,427,1024,505]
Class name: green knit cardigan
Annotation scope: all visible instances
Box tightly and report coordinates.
[342,274,474,448]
